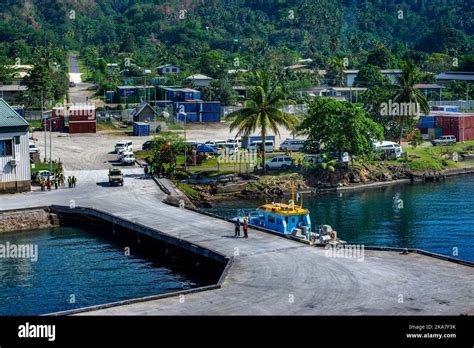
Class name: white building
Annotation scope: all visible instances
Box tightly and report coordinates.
[0,98,31,193]
[186,74,213,87]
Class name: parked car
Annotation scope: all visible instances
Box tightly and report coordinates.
[432,135,456,146]
[121,152,136,165]
[265,155,294,170]
[372,141,403,158]
[29,142,39,154]
[115,140,133,154]
[108,168,124,186]
[142,140,153,151]
[35,170,54,183]
[280,139,305,152]
[68,81,76,88]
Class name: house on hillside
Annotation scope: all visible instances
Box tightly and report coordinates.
[131,102,157,122]
[0,85,27,103]
[435,71,474,85]
[156,64,180,74]
[415,83,445,100]
[296,86,367,102]
[343,69,403,87]
[0,98,30,193]
[186,74,213,87]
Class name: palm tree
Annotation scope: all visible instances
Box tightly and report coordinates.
[393,61,430,144]
[226,70,299,173]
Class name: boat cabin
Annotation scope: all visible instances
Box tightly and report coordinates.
[249,203,312,235]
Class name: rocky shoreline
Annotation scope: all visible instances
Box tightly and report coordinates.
[0,208,60,234]
[182,163,474,207]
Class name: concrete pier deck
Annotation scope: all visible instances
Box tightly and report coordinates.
[1,169,473,315]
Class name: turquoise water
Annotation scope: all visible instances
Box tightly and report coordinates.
[206,176,474,262]
[0,226,204,315]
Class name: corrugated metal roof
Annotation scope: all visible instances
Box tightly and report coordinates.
[0,98,29,128]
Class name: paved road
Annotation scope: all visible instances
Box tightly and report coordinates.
[1,171,472,315]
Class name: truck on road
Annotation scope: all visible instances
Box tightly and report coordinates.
[108,168,124,186]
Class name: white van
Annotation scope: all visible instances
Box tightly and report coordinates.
[218,143,239,155]
[226,137,242,146]
[121,152,136,165]
[280,139,305,152]
[248,140,275,152]
[372,141,403,158]
[115,140,133,154]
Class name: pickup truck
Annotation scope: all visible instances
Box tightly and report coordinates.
[432,135,456,146]
[108,168,124,186]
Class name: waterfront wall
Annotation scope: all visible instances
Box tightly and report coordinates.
[0,208,59,233]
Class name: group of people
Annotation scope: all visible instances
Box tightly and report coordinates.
[144,164,166,178]
[234,217,249,238]
[39,175,77,191]
[67,176,78,188]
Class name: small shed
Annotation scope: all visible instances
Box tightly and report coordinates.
[131,102,158,122]
[156,64,180,74]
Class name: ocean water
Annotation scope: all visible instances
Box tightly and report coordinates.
[206,175,474,262]
[0,226,204,315]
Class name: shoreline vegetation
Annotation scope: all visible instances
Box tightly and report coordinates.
[174,143,474,207]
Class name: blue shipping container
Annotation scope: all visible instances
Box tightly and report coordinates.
[419,116,435,128]
[176,113,199,122]
[174,102,199,113]
[118,86,138,97]
[200,102,221,113]
[133,122,150,136]
[432,105,460,112]
[200,112,221,122]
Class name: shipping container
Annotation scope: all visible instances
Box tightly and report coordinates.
[418,116,435,128]
[200,102,221,113]
[418,127,428,134]
[176,112,199,122]
[106,91,115,104]
[181,89,201,101]
[133,122,150,136]
[174,102,199,113]
[117,86,138,97]
[42,117,64,132]
[432,105,460,112]
[155,100,173,108]
[200,112,221,122]
[69,121,96,134]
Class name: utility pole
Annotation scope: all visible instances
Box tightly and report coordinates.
[42,89,47,163]
[181,111,188,172]
[49,117,52,172]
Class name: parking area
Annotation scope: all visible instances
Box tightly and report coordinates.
[31,131,150,171]
[29,122,296,171]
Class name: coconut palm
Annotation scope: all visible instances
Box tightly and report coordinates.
[226,70,299,173]
[393,61,430,144]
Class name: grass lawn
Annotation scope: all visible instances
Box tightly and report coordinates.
[166,123,184,130]
[28,120,42,129]
[402,141,474,171]
[31,162,59,174]
[96,121,119,132]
